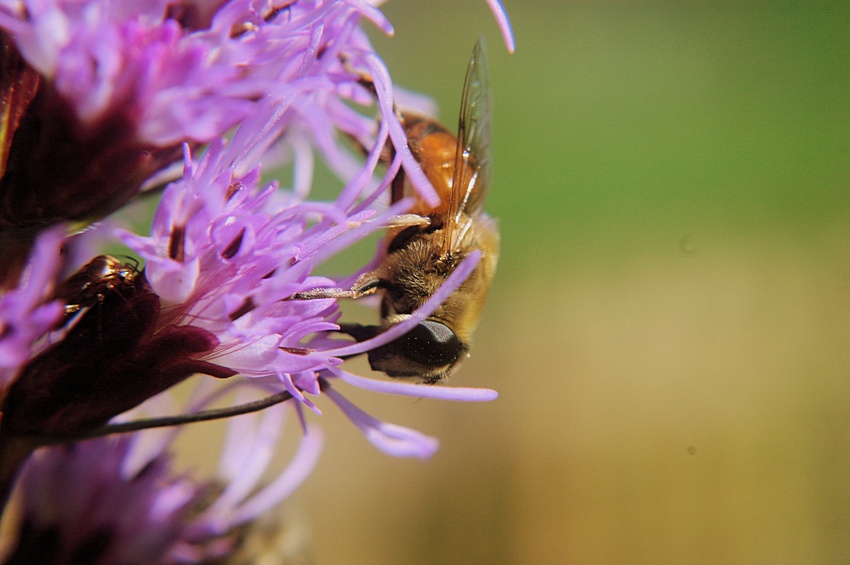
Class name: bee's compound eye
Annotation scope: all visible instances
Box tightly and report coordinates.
[396,320,463,366]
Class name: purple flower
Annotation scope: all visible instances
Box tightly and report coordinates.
[7,437,200,565]
[0,0,516,560]
[0,0,395,145]
[4,390,321,564]
[0,0,512,236]
[0,0,397,252]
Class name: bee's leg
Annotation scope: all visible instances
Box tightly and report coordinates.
[390,158,405,204]
[336,323,381,342]
[288,272,381,301]
[332,323,383,361]
[343,130,394,165]
[339,54,380,103]
[384,214,429,229]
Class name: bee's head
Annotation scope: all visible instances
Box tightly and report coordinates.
[340,318,467,384]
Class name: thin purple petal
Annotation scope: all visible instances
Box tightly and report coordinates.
[331,366,498,402]
[230,425,324,525]
[486,0,516,53]
[325,387,439,458]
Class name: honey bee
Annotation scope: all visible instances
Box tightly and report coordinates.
[54,255,140,323]
[300,39,498,384]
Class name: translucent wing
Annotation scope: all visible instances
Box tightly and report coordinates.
[443,37,491,253]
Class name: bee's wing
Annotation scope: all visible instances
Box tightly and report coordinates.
[444,37,491,253]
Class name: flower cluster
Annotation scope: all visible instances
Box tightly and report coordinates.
[0,0,513,561]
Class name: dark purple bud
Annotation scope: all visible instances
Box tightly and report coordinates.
[0,79,182,232]
[1,271,234,440]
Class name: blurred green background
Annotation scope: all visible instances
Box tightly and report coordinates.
[294,2,850,563]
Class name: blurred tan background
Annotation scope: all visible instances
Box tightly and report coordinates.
[288,2,850,563]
